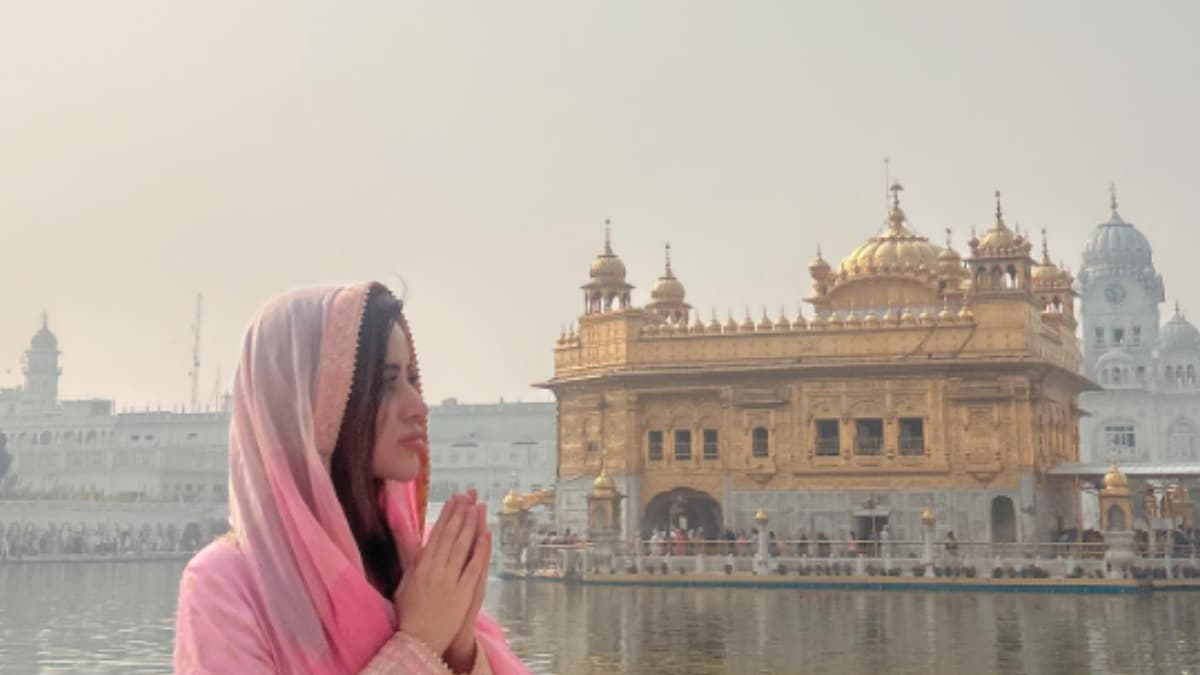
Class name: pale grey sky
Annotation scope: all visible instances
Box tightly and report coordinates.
[1,1,1198,408]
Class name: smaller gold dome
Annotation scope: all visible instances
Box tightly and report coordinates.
[863,310,880,328]
[592,469,617,497]
[500,489,522,515]
[1032,262,1060,284]
[754,508,768,524]
[1104,464,1129,492]
[708,311,722,332]
[651,275,686,303]
[809,248,832,276]
[724,312,739,333]
[957,304,975,321]
[757,310,773,332]
[938,304,956,323]
[900,307,917,325]
[845,307,863,328]
[740,312,756,332]
[921,507,936,525]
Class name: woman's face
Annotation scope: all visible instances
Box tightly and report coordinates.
[372,324,428,482]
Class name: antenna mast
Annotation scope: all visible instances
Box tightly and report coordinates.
[189,294,202,412]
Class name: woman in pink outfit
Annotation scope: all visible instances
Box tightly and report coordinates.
[174,282,529,674]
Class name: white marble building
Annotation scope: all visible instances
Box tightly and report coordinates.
[1060,192,1200,499]
[0,316,230,503]
[427,399,556,511]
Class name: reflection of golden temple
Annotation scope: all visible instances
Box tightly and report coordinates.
[541,188,1091,545]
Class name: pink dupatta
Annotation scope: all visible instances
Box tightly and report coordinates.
[175,284,527,674]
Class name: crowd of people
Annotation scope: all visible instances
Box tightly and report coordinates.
[0,518,225,560]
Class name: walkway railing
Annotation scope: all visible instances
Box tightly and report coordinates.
[514,538,1200,580]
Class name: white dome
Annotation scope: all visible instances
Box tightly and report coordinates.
[1161,309,1200,353]
[1082,210,1152,269]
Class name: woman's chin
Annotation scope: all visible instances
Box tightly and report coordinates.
[375,458,421,483]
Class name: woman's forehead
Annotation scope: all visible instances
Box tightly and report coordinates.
[386,324,410,364]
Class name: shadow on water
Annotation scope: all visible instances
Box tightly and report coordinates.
[5,563,1200,674]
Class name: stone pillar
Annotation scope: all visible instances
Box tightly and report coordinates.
[754,508,770,575]
[586,469,623,574]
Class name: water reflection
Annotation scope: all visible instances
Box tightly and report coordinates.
[4,562,1200,674]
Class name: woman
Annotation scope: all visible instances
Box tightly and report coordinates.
[174,283,528,674]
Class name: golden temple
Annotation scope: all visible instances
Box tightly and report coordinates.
[538,185,1094,545]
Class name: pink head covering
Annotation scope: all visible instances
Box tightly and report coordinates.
[227,283,524,674]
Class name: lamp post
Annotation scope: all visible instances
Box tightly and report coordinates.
[754,508,770,575]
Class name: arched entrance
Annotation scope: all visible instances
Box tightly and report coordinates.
[1107,505,1126,531]
[644,488,722,538]
[991,496,1017,543]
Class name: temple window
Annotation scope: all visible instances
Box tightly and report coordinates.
[648,430,664,461]
[1169,421,1197,460]
[855,419,883,455]
[1103,424,1136,459]
[816,420,840,456]
[1189,366,1197,385]
[1113,328,1125,345]
[673,429,692,461]
[1094,327,1105,346]
[751,427,769,458]
[1132,325,1141,345]
[899,418,925,455]
[1137,366,1145,382]
[702,429,719,460]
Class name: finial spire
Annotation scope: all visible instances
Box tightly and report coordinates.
[664,242,673,275]
[1041,228,1050,263]
[1110,182,1119,213]
[604,218,612,254]
[890,180,903,210]
[41,311,48,330]
[994,190,1003,224]
[945,227,953,249]
[884,157,891,214]
[1177,300,1182,317]
[816,243,823,259]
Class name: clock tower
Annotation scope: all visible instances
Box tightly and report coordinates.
[1077,187,1164,382]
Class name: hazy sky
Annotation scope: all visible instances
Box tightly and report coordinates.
[1,2,1198,409]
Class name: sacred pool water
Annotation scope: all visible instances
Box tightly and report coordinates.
[2,561,1200,674]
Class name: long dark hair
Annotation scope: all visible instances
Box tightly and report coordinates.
[331,283,404,596]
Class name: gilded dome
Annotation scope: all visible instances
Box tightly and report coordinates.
[591,469,617,497]
[587,221,629,286]
[840,208,943,277]
[500,489,522,514]
[973,191,1033,257]
[1103,464,1129,494]
[650,244,686,303]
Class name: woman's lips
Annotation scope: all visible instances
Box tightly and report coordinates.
[397,436,424,450]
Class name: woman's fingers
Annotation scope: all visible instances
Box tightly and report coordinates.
[424,495,461,566]
[461,528,492,593]
[444,502,479,573]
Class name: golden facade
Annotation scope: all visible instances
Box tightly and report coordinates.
[539,186,1094,544]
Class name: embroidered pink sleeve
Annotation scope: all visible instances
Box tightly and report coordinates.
[174,545,276,674]
[360,634,492,675]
